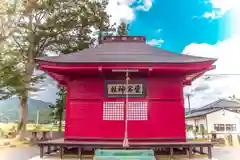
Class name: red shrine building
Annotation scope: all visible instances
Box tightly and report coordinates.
[36,36,216,142]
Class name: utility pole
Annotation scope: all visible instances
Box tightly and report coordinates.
[186,93,192,114]
[36,110,39,125]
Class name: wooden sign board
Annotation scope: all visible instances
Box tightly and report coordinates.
[104,80,146,98]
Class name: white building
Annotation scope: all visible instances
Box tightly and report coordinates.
[185,99,240,134]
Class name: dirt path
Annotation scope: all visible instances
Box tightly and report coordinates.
[0,146,39,160]
[0,146,240,160]
[212,147,240,160]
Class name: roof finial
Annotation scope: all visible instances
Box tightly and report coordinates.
[103,36,146,43]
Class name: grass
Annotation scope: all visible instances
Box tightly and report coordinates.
[0,123,64,132]
[0,138,31,150]
[0,123,64,149]
[6,139,31,146]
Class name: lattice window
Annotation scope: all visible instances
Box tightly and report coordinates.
[127,102,148,120]
[103,102,124,120]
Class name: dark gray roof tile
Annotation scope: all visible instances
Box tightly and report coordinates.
[185,99,240,118]
[185,108,220,118]
[36,41,216,64]
[198,99,240,110]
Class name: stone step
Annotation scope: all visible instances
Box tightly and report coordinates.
[95,149,154,156]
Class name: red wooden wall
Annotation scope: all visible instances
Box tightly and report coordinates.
[64,76,186,141]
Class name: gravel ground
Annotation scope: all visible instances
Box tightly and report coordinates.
[0,146,240,160]
[0,146,39,160]
[212,146,240,160]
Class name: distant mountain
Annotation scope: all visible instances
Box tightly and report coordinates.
[0,97,53,123]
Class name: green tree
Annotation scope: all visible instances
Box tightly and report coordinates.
[0,0,53,139]
[0,0,18,43]
[117,22,129,36]
[49,87,66,132]
[87,0,116,45]
[0,0,115,139]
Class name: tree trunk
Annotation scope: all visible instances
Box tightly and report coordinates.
[16,94,28,140]
[16,10,36,140]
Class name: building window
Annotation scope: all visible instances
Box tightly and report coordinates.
[103,101,148,121]
[127,102,148,121]
[214,124,225,131]
[226,124,236,132]
[186,125,194,131]
[103,102,124,121]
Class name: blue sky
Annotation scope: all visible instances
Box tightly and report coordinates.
[129,0,232,53]
[33,0,240,107]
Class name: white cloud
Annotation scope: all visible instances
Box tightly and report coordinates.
[31,83,58,103]
[204,0,240,19]
[156,29,162,33]
[31,70,58,103]
[106,0,135,25]
[203,12,222,19]
[183,36,240,74]
[147,39,164,46]
[182,35,240,108]
[106,0,154,25]
[135,0,153,11]
[45,51,59,56]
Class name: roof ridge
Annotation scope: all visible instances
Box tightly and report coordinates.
[185,107,235,118]
[225,98,240,103]
[196,98,240,111]
[198,99,222,109]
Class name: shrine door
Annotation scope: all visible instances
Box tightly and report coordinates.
[102,101,149,138]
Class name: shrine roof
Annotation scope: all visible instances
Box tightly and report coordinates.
[36,36,216,64]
